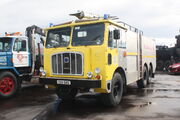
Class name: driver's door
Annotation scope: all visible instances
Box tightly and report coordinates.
[13,38,29,67]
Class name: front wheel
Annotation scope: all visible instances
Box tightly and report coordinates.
[0,71,20,99]
[56,86,78,101]
[101,73,123,107]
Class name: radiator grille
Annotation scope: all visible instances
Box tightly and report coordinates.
[52,52,83,75]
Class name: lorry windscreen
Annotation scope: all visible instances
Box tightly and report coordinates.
[0,38,12,52]
[72,23,104,46]
[46,27,71,48]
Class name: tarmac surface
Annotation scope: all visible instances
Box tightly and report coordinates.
[0,84,57,120]
[0,73,180,120]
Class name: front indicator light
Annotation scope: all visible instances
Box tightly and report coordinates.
[40,71,46,77]
[95,75,101,79]
[39,67,46,76]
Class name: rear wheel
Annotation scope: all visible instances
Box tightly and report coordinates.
[148,65,153,84]
[56,86,78,101]
[101,73,123,107]
[137,67,148,88]
[0,71,20,99]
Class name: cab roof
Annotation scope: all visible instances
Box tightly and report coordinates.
[45,19,127,31]
[0,36,27,39]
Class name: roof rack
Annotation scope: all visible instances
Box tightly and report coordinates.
[51,11,144,35]
[70,11,143,34]
[116,21,143,35]
[53,21,73,27]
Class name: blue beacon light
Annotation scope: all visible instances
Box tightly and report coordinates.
[104,14,109,19]
[49,23,54,27]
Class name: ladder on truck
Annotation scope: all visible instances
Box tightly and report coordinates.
[139,31,143,79]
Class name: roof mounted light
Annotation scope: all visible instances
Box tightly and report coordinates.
[70,10,100,20]
[104,14,110,19]
[70,11,85,19]
[5,32,22,36]
[49,23,54,27]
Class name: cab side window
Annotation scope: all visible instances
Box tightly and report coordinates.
[13,39,27,52]
[118,29,126,48]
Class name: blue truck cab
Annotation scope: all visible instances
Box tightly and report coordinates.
[0,36,34,98]
[0,26,45,99]
[0,36,31,74]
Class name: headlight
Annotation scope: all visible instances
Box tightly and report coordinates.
[87,72,93,78]
[95,68,100,74]
[39,67,46,76]
[39,67,44,72]
[173,64,180,68]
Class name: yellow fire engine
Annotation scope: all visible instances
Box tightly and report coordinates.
[40,11,156,107]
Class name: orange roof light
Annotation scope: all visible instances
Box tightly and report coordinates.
[5,32,22,36]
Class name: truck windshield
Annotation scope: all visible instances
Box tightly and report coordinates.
[72,23,104,46]
[46,27,71,48]
[0,38,12,52]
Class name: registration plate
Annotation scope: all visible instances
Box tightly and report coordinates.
[57,80,71,85]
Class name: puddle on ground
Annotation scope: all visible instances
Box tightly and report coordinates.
[126,101,153,108]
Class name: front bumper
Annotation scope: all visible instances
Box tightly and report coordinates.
[39,77,101,88]
[168,68,180,74]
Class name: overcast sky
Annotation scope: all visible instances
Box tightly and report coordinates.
[0,0,180,46]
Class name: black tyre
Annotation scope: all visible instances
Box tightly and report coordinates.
[0,71,20,99]
[102,73,123,107]
[56,86,78,101]
[137,67,148,88]
[148,66,153,84]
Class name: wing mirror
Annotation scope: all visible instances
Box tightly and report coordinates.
[113,29,120,39]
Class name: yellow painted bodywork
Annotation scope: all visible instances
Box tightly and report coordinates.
[43,19,125,93]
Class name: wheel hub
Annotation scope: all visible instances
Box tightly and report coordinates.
[0,77,14,95]
[113,82,120,98]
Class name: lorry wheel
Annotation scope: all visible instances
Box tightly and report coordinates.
[101,72,123,107]
[56,86,78,101]
[137,67,148,88]
[0,71,20,99]
[148,66,153,84]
